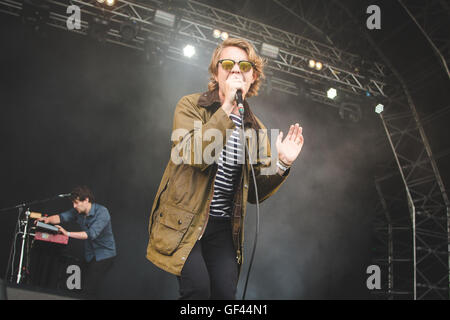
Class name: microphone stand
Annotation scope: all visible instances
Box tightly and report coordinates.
[16,209,31,284]
[1,194,70,285]
[0,194,68,214]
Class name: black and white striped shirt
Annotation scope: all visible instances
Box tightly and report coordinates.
[209,113,244,218]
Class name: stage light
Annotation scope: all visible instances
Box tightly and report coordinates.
[327,88,337,99]
[96,0,105,3]
[315,61,323,71]
[375,104,384,114]
[213,29,221,38]
[212,29,229,41]
[183,45,196,58]
[260,43,279,59]
[120,19,140,41]
[220,32,229,41]
[308,59,323,71]
[154,10,176,28]
[106,0,115,6]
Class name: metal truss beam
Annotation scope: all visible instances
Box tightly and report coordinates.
[374,90,450,299]
[325,0,450,299]
[0,0,388,100]
[178,0,388,97]
[271,0,335,46]
[397,0,450,79]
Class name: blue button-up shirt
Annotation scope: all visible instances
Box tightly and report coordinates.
[59,203,116,262]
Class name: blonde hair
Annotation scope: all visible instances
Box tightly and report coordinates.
[208,38,266,97]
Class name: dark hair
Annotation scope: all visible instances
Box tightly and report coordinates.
[69,186,95,203]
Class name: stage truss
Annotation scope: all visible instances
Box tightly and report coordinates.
[371,0,449,299]
[0,0,388,110]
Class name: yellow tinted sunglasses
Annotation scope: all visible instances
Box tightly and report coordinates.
[218,59,255,72]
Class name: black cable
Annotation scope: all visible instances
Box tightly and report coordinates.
[240,112,260,300]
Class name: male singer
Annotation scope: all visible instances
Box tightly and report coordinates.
[146,38,304,299]
[37,186,116,299]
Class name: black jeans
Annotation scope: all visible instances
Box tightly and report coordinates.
[177,216,238,300]
[83,256,115,299]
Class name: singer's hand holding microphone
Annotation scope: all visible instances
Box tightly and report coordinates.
[221,75,246,116]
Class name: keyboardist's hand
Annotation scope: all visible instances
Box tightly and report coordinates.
[34,217,50,225]
[55,225,68,236]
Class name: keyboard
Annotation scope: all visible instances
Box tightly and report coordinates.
[36,221,59,233]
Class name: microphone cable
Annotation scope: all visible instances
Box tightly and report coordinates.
[238,95,260,300]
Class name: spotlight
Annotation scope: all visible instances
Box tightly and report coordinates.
[213,29,221,39]
[315,61,323,71]
[308,59,323,71]
[120,19,140,41]
[183,45,196,58]
[106,0,115,6]
[220,32,229,41]
[327,88,337,99]
[375,104,384,114]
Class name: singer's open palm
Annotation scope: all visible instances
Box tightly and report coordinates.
[276,123,304,166]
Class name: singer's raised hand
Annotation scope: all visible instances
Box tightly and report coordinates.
[276,123,304,166]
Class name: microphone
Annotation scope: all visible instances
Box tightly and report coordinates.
[58,193,72,198]
[236,90,244,116]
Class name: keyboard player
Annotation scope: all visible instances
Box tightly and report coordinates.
[36,186,116,299]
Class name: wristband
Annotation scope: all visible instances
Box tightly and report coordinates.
[278,158,291,168]
[67,232,71,238]
[276,160,289,172]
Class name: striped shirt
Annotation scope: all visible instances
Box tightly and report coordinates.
[209,113,244,218]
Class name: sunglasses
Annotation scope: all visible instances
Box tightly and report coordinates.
[217,59,255,73]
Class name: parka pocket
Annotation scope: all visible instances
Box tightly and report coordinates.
[150,205,195,256]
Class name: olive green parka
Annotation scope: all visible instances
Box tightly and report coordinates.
[146,90,289,276]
